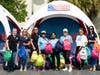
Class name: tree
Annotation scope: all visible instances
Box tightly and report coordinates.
[49,0,100,20]
[0,0,27,22]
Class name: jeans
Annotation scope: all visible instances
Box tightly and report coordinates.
[7,52,16,71]
[19,49,28,68]
[88,44,97,66]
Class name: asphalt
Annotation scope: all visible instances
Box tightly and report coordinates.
[0,65,100,75]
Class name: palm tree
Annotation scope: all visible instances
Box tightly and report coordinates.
[49,0,100,20]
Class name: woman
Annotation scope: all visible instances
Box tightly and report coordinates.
[6,28,20,72]
[19,29,30,71]
[30,27,39,55]
[60,28,73,72]
[75,29,88,70]
[49,32,60,70]
[88,26,98,71]
[38,30,48,69]
[30,27,39,70]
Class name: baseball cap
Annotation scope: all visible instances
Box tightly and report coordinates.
[41,30,46,34]
[63,28,68,32]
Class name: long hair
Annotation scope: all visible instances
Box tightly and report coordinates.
[21,29,29,37]
[88,26,95,35]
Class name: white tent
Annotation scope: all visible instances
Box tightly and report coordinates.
[0,5,21,51]
[0,5,21,38]
[24,1,99,39]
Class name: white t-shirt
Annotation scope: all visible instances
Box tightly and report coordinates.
[76,35,88,47]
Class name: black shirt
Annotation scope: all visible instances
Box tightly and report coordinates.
[88,33,97,44]
[19,36,30,49]
[7,35,20,52]
[31,33,39,49]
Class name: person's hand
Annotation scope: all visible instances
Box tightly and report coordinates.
[23,43,26,46]
[32,46,36,50]
[89,40,92,42]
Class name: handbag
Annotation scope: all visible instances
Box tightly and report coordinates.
[79,47,87,60]
[91,48,99,59]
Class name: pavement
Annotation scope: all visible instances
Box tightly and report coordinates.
[0,65,100,75]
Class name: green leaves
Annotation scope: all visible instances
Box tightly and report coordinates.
[0,0,27,22]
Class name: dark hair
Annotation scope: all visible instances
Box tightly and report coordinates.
[51,32,57,38]
[88,26,95,35]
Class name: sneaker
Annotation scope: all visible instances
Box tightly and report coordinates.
[68,67,72,72]
[24,67,27,71]
[20,68,23,71]
[63,67,68,71]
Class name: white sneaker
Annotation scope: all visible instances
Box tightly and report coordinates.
[63,67,68,71]
[68,67,72,72]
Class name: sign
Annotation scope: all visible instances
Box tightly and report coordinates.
[48,4,70,11]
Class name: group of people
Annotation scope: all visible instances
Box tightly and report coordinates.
[5,26,99,72]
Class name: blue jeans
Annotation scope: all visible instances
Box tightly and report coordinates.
[7,52,16,71]
[19,49,28,68]
[88,44,97,66]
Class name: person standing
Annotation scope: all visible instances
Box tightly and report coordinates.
[19,29,30,71]
[49,32,60,70]
[38,30,48,70]
[88,26,98,71]
[30,27,39,55]
[6,28,20,72]
[75,29,88,70]
[60,28,73,72]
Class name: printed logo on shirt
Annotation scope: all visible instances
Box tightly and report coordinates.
[78,36,82,41]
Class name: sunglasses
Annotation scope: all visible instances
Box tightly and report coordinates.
[89,28,93,30]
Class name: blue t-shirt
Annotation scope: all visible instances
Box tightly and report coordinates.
[60,35,73,44]
[38,37,48,50]
[88,33,97,44]
[50,38,58,49]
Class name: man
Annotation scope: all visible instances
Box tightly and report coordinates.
[6,28,20,72]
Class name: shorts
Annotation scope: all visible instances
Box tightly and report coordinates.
[63,50,70,64]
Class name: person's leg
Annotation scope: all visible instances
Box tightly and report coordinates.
[80,59,84,70]
[19,58,23,71]
[92,59,97,71]
[75,46,81,69]
[12,52,17,70]
[51,52,56,70]
[56,52,60,70]
[63,50,68,71]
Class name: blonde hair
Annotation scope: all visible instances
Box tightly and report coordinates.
[21,29,29,37]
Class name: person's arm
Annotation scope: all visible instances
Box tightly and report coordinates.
[30,38,36,49]
[70,36,73,44]
[5,36,10,50]
[5,40,9,50]
[23,38,31,46]
[89,33,97,43]
[38,38,41,51]
[84,36,88,46]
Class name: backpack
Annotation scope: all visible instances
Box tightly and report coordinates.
[55,41,63,52]
[4,50,12,62]
[79,47,87,60]
[31,51,38,62]
[63,39,71,50]
[60,55,65,68]
[85,47,91,58]
[36,55,44,67]
[45,42,53,54]
[18,46,27,59]
[91,48,99,59]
